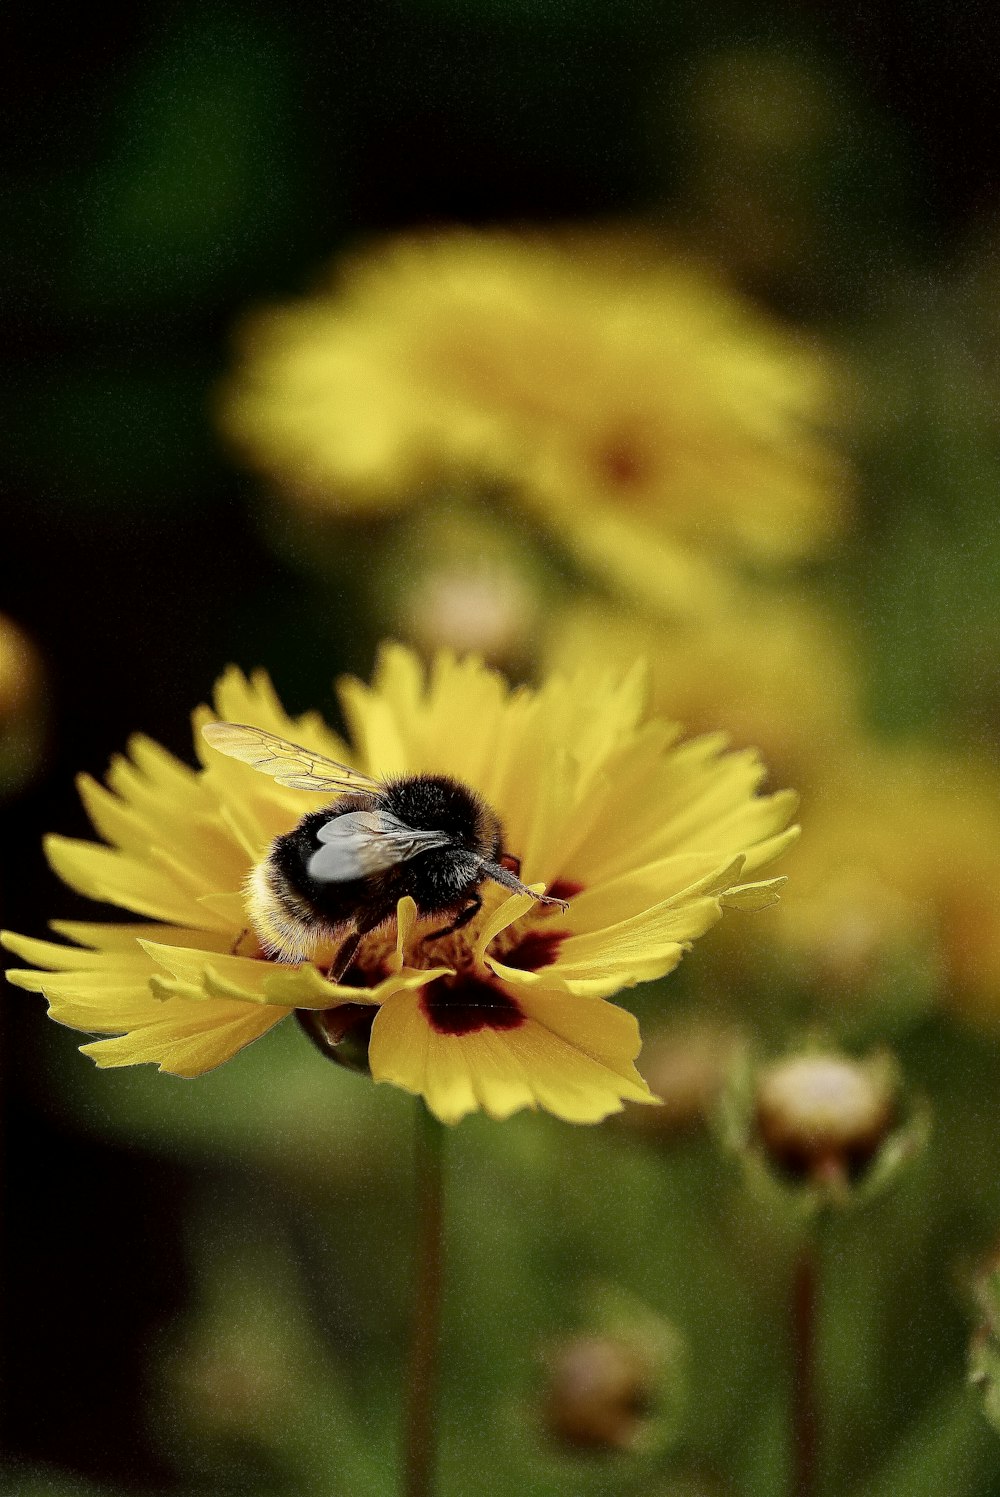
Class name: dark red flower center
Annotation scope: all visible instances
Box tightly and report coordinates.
[594,431,655,493]
[422,976,524,1036]
[502,928,570,971]
[546,879,584,904]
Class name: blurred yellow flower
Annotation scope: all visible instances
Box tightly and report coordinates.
[0,613,46,795]
[2,646,796,1124]
[545,593,859,786]
[218,229,850,612]
[774,744,1000,1021]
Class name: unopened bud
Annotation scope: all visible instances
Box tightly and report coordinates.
[296,1003,376,1075]
[384,495,547,672]
[404,560,540,668]
[544,1336,655,1452]
[969,1256,1000,1433]
[755,1052,895,1188]
[719,1041,926,1210]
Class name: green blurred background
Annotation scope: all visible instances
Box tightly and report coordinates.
[4,2,1000,1494]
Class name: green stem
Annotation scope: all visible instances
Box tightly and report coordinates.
[404,1103,446,1497]
[791,1237,819,1497]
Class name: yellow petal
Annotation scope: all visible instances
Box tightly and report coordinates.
[48,921,230,953]
[473,891,541,967]
[738,822,800,878]
[139,940,273,1000]
[392,895,420,971]
[720,876,787,911]
[368,981,655,1124]
[44,836,223,929]
[79,999,288,1077]
[531,893,723,979]
[337,674,409,777]
[2,930,151,972]
[559,854,745,933]
[260,959,452,1010]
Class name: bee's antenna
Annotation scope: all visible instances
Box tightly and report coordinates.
[479,860,570,912]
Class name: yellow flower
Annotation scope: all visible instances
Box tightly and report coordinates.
[218,229,850,613]
[2,647,796,1124]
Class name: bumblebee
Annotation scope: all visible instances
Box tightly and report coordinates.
[202,722,567,981]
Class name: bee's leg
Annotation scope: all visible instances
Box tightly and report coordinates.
[329,930,363,983]
[500,852,522,876]
[329,909,388,982]
[422,893,482,944]
[230,927,250,956]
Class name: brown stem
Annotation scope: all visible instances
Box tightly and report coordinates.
[791,1240,819,1497]
[404,1103,445,1497]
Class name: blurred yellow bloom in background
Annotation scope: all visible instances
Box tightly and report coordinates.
[545,592,860,787]
[2,646,796,1124]
[774,744,1000,1021]
[218,229,850,613]
[0,613,46,797]
[546,597,1000,1025]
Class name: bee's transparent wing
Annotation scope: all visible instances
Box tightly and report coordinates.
[307,810,451,882]
[201,722,381,794]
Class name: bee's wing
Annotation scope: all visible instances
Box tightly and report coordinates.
[307,810,452,883]
[201,722,380,794]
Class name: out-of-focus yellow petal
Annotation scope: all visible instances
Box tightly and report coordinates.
[336,673,411,778]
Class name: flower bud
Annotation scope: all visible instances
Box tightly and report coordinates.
[755,1051,895,1188]
[539,1291,684,1461]
[719,1042,927,1209]
[384,496,547,673]
[296,1004,376,1075]
[404,559,540,669]
[543,1335,656,1452]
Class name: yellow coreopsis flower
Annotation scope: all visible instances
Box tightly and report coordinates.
[218,229,849,613]
[2,647,797,1124]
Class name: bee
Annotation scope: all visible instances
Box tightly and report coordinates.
[202,722,568,981]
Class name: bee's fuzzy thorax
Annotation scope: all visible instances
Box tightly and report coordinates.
[383,773,501,857]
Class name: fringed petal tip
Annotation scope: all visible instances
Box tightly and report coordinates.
[721,876,788,912]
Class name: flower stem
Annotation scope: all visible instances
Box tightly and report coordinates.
[405,1102,445,1497]
[790,1238,819,1497]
